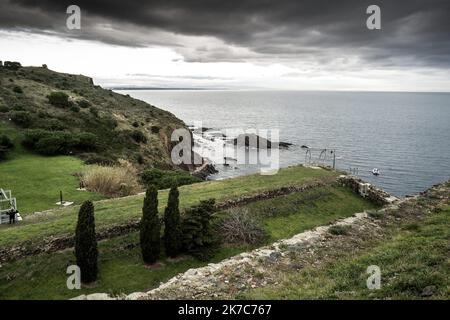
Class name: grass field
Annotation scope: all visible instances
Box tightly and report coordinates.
[0,165,338,248]
[0,122,104,214]
[0,185,376,299]
[243,206,450,300]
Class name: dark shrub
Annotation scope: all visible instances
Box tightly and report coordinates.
[82,153,117,166]
[70,105,80,113]
[48,91,70,108]
[103,117,118,129]
[89,107,99,117]
[141,169,201,190]
[75,201,98,283]
[0,105,9,113]
[163,186,182,257]
[23,129,98,155]
[12,86,23,94]
[328,225,351,236]
[77,99,90,109]
[131,130,147,144]
[35,134,71,155]
[132,121,139,128]
[0,135,14,160]
[10,111,33,127]
[0,135,14,149]
[150,126,161,134]
[76,132,98,151]
[217,208,268,245]
[4,61,21,70]
[181,199,217,260]
[140,186,161,264]
[38,118,67,131]
[22,129,48,148]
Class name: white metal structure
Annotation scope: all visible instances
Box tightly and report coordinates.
[0,188,21,224]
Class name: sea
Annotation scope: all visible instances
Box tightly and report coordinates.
[117,90,450,197]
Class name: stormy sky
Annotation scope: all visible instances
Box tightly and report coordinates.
[1,0,450,91]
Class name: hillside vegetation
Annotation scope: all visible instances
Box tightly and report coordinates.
[0,63,185,168]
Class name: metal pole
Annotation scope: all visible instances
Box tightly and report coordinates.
[60,191,63,205]
[333,150,336,169]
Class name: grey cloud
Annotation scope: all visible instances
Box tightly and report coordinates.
[1,0,450,68]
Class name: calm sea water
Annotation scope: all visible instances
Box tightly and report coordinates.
[119,90,450,197]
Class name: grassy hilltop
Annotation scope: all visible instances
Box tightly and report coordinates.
[0,63,185,167]
[0,63,188,213]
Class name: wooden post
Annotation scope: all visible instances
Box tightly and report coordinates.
[60,190,63,205]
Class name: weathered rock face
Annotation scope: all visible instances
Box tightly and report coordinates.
[192,163,218,180]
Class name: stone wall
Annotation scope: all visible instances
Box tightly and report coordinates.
[337,175,398,206]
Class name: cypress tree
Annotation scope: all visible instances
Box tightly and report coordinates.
[163,185,182,257]
[140,185,161,264]
[75,201,98,283]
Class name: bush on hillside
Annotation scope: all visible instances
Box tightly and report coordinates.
[12,86,23,94]
[150,126,161,134]
[70,105,80,113]
[217,208,268,245]
[38,118,67,131]
[0,105,9,113]
[130,130,147,144]
[3,61,21,70]
[77,99,91,109]
[22,129,98,155]
[81,153,117,166]
[47,91,70,108]
[80,161,139,197]
[10,111,33,128]
[140,186,161,264]
[0,134,14,160]
[141,168,202,190]
[89,107,99,117]
[181,199,218,260]
[75,201,98,283]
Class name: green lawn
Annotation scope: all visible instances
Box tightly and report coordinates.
[0,122,104,215]
[243,206,450,300]
[0,165,338,248]
[0,184,375,299]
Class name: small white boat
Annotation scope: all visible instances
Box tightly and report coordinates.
[372,168,380,176]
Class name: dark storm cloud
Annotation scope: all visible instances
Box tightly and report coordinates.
[1,0,450,68]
